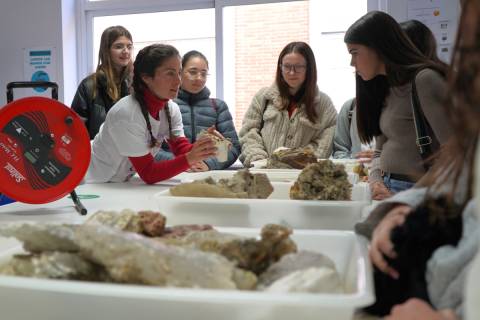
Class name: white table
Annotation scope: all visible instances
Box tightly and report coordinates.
[0,177,171,224]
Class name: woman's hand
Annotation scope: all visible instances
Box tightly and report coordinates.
[186,137,217,165]
[207,126,225,140]
[355,149,374,163]
[369,205,412,279]
[189,161,209,172]
[370,181,393,200]
[385,298,458,320]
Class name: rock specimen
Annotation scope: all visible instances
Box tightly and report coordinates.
[85,209,167,237]
[265,147,318,169]
[0,213,340,295]
[0,223,78,253]
[0,252,107,281]
[258,250,337,287]
[290,160,352,200]
[170,169,273,199]
[264,267,342,293]
[197,129,232,162]
[74,224,257,290]
[352,163,368,179]
[158,224,297,276]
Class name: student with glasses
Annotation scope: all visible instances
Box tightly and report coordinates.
[72,26,134,139]
[85,44,217,184]
[239,41,337,167]
[155,50,240,171]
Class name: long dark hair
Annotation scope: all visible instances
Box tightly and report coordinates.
[420,0,480,203]
[400,19,446,66]
[94,25,133,102]
[132,44,180,147]
[344,11,447,143]
[182,50,208,69]
[275,41,318,123]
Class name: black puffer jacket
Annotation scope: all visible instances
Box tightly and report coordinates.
[155,87,240,170]
[71,74,129,139]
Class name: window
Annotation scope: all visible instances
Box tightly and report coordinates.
[92,9,216,96]
[78,0,368,129]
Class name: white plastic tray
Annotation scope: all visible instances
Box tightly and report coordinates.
[0,229,374,320]
[179,169,359,185]
[154,182,371,230]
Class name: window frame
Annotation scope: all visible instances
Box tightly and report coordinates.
[77,0,381,99]
[76,0,336,100]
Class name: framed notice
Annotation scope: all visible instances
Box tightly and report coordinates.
[23,47,57,93]
[407,0,458,62]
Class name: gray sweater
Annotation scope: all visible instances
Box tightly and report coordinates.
[370,69,452,183]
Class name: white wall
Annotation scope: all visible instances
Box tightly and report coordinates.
[0,0,460,107]
[0,0,76,106]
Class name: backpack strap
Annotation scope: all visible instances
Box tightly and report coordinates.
[411,73,435,171]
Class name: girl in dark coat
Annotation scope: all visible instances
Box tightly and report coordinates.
[155,50,240,170]
[72,25,133,139]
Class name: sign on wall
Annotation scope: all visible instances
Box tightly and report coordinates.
[23,47,57,94]
[407,0,458,62]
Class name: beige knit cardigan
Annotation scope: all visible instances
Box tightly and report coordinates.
[239,84,337,167]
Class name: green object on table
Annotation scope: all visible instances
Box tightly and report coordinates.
[68,194,100,200]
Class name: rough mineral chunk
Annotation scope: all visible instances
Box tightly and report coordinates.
[0,223,78,253]
[258,250,337,287]
[264,267,343,293]
[265,147,318,169]
[170,169,273,199]
[85,209,142,233]
[155,225,296,276]
[74,224,256,289]
[0,252,107,281]
[220,224,297,275]
[197,129,232,162]
[86,209,167,237]
[138,210,167,236]
[290,161,352,200]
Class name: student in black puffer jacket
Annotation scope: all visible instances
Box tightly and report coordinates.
[71,26,133,139]
[155,50,240,170]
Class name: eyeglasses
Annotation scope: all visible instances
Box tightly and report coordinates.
[280,64,307,74]
[185,69,209,79]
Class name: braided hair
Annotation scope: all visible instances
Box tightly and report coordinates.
[132,44,180,147]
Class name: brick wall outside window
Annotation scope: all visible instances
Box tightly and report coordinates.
[233,2,309,130]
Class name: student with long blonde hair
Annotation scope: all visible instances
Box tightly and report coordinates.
[72,25,133,139]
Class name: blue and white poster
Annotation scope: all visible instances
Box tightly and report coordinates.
[23,47,57,93]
